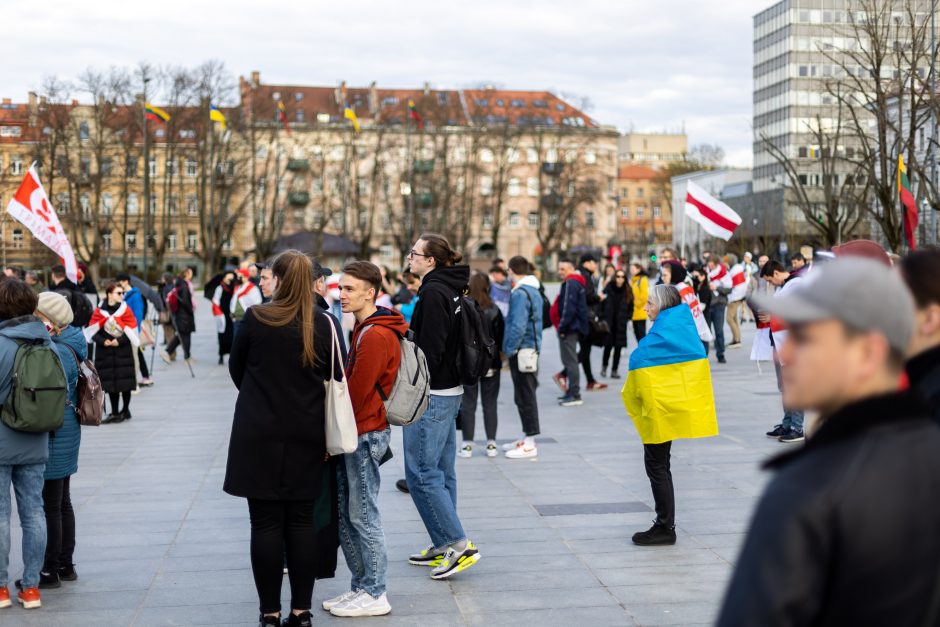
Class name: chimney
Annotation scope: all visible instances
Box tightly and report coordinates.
[423,82,431,96]
[251,71,260,87]
[71,99,79,106]
[27,92,38,126]
[369,81,378,115]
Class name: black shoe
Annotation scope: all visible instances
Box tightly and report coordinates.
[610,371,621,379]
[258,614,280,627]
[121,409,132,421]
[779,428,805,443]
[282,611,312,627]
[632,522,677,546]
[396,479,410,494]
[766,424,787,438]
[218,355,224,365]
[717,356,727,364]
[103,412,124,424]
[37,571,60,589]
[600,368,607,378]
[57,564,78,581]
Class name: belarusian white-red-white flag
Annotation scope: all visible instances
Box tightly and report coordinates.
[5,165,78,283]
[685,180,742,241]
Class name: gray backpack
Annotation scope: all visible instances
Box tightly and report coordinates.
[356,325,429,426]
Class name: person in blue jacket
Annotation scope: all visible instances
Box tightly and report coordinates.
[0,278,55,609]
[116,273,151,387]
[554,259,589,406]
[34,292,85,589]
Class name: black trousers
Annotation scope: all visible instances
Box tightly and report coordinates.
[633,320,647,343]
[460,375,500,442]
[138,346,149,378]
[579,337,596,385]
[509,356,540,436]
[166,332,191,359]
[42,476,75,573]
[108,391,131,415]
[247,498,318,614]
[643,442,675,528]
[602,345,623,372]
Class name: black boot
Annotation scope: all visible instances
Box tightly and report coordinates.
[632,521,676,546]
[258,614,280,627]
[57,564,78,581]
[121,408,132,421]
[282,611,312,627]
[218,355,224,365]
[37,571,60,589]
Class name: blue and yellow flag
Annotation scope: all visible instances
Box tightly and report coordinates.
[209,105,227,130]
[621,304,718,444]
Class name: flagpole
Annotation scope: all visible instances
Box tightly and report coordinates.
[142,73,151,279]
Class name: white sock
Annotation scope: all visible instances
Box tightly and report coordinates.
[462,441,473,449]
[524,436,536,448]
[487,439,496,447]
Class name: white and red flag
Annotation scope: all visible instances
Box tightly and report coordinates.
[5,165,78,282]
[676,282,713,342]
[685,181,742,241]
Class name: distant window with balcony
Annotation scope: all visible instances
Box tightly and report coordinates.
[527,212,539,229]
[186,158,197,177]
[11,229,23,249]
[507,177,521,197]
[126,230,137,250]
[186,230,197,251]
[102,231,112,250]
[167,231,177,251]
[101,193,113,215]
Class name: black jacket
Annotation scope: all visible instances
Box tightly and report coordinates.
[172,278,196,333]
[481,303,504,371]
[92,301,137,393]
[601,282,633,348]
[578,267,601,310]
[907,344,940,425]
[717,391,940,627]
[411,265,469,391]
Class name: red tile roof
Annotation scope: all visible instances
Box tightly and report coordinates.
[618,164,660,180]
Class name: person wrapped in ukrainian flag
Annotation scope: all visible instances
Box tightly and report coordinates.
[621,284,718,547]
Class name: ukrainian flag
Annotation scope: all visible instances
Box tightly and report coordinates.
[344,106,360,133]
[209,105,227,130]
[621,304,718,444]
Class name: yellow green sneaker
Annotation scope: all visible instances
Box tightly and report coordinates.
[408,544,446,567]
[430,541,480,580]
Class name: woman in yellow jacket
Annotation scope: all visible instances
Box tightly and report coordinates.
[630,263,649,343]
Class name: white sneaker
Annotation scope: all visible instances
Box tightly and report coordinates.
[330,591,392,617]
[160,351,171,364]
[485,443,498,458]
[505,444,537,459]
[457,444,472,458]
[501,439,524,451]
[322,589,360,611]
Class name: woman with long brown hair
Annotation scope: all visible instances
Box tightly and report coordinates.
[458,272,504,458]
[224,250,340,627]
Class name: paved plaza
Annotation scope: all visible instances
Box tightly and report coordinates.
[0,301,784,626]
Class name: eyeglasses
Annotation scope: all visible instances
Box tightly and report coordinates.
[113,291,124,295]
[408,250,431,259]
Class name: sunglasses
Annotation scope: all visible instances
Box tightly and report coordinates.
[408,250,431,259]
[113,290,124,295]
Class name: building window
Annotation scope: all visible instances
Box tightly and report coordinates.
[11,229,23,249]
[508,211,520,228]
[127,194,138,215]
[186,158,197,177]
[100,157,112,177]
[101,193,113,215]
[102,231,112,251]
[482,212,494,229]
[545,148,558,163]
[527,177,539,197]
[149,159,157,177]
[585,211,595,228]
[56,193,70,211]
[653,206,661,217]
[636,187,644,198]
[527,212,539,229]
[0,126,22,138]
[585,151,597,164]
[637,206,645,217]
[507,177,521,197]
[165,159,177,176]
[168,195,179,215]
[186,230,197,251]
[149,195,158,214]
[621,207,630,219]
[126,157,138,177]
[358,180,370,196]
[79,194,91,215]
[80,156,91,177]
[526,148,538,163]
[167,231,177,251]
[295,109,304,122]
[380,244,394,259]
[79,122,89,140]
[179,129,196,139]
[186,195,198,216]
[506,148,520,163]
[10,158,23,176]
[480,176,493,196]
[311,178,323,196]
[479,149,494,163]
[126,230,137,250]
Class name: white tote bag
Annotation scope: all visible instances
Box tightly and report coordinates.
[323,316,358,455]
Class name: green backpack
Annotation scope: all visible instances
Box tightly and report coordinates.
[1,339,67,433]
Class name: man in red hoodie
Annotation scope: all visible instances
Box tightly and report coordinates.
[325,261,407,618]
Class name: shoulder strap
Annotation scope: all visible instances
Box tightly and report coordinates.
[522,288,538,338]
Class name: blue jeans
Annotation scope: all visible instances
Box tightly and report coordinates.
[706,303,727,359]
[0,463,47,588]
[337,428,390,597]
[774,360,805,431]
[403,394,465,548]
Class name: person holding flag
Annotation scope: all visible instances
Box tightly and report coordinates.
[724,254,749,348]
[85,283,140,424]
[706,257,733,364]
[622,284,718,546]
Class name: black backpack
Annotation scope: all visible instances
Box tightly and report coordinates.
[456,294,497,386]
[56,288,93,327]
[537,285,552,330]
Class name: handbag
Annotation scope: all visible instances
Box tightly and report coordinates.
[323,315,358,455]
[589,312,611,347]
[517,290,541,373]
[64,345,105,427]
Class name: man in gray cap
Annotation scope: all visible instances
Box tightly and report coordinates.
[717,258,940,627]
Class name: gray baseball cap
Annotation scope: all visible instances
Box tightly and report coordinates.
[749,257,914,353]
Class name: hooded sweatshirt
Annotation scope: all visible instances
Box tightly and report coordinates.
[346,307,410,435]
[0,316,55,465]
[411,265,470,393]
[46,325,87,480]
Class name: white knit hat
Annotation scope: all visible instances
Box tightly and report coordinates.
[36,292,74,328]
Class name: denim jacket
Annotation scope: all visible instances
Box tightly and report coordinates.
[502,276,543,357]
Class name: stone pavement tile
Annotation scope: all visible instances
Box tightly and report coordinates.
[454,585,620,613]
[591,563,732,588]
[132,602,258,626]
[142,582,258,608]
[0,608,138,626]
[579,546,728,569]
[474,552,585,575]
[38,588,148,611]
[160,552,251,573]
[607,580,728,605]
[625,601,720,626]
[448,567,599,594]
[466,605,636,626]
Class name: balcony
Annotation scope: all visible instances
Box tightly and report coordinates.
[540,192,563,209]
[416,192,433,208]
[287,159,309,172]
[288,191,310,206]
[414,159,435,174]
[541,162,564,176]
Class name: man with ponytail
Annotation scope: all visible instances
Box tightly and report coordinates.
[402,233,481,580]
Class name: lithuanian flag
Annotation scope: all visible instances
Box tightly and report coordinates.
[344,105,360,133]
[621,303,718,444]
[898,154,918,250]
[276,100,291,136]
[145,103,170,124]
[408,99,423,129]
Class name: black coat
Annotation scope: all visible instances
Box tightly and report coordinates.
[92,302,137,393]
[481,303,505,371]
[716,392,940,627]
[172,278,196,334]
[908,344,940,424]
[217,283,234,356]
[601,282,633,348]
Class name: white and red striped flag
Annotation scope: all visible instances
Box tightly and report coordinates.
[685,181,742,241]
[5,165,78,282]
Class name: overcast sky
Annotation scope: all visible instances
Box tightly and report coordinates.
[2,0,771,167]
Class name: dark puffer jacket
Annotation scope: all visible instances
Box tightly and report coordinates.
[46,325,87,480]
[93,302,137,393]
[602,281,633,348]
